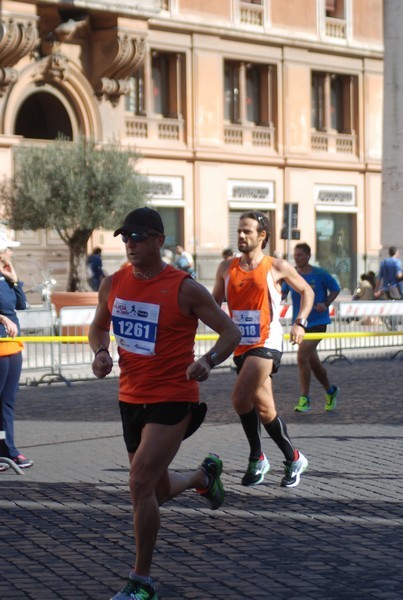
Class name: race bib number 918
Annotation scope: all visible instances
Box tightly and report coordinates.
[112,298,160,355]
[232,309,261,344]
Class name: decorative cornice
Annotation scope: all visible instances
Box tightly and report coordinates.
[0,17,39,66]
[0,67,19,98]
[0,16,39,95]
[32,42,70,84]
[90,29,147,105]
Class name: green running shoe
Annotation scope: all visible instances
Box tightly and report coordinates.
[281,452,308,488]
[110,578,158,600]
[325,386,340,411]
[196,453,225,510]
[241,453,270,486]
[294,395,311,412]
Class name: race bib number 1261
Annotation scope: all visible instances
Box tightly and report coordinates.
[112,298,160,355]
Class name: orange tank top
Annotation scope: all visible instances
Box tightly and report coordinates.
[108,264,199,404]
[0,341,23,357]
[225,256,283,356]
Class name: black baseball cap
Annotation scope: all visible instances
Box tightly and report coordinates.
[113,207,164,237]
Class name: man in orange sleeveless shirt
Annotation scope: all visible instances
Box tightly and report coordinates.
[89,207,240,600]
[213,211,314,489]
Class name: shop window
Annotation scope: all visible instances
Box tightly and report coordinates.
[316,211,356,292]
[153,206,182,250]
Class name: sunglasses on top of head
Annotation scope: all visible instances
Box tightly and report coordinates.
[121,231,159,243]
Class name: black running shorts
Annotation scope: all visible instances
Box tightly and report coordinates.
[119,401,207,453]
[233,347,282,375]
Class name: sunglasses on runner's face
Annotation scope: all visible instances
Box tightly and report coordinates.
[121,231,159,243]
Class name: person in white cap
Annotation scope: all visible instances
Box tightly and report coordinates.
[0,231,32,472]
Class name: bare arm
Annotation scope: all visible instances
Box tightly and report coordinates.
[88,275,114,378]
[0,314,18,337]
[179,278,241,381]
[315,289,340,313]
[272,258,315,344]
[211,259,230,306]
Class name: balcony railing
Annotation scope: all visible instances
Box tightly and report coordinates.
[125,115,185,143]
[325,17,347,39]
[311,131,356,154]
[224,123,275,149]
[239,2,264,27]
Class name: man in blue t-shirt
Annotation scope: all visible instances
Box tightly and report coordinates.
[282,243,341,413]
[375,246,403,299]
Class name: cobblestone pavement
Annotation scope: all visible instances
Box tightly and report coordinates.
[1,357,403,599]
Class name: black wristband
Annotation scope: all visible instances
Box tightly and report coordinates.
[205,351,219,368]
[94,346,109,357]
[294,317,308,330]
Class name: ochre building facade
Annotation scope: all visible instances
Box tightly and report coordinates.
[0,0,383,294]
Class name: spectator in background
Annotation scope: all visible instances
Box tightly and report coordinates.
[366,270,377,290]
[353,273,375,302]
[375,246,403,300]
[87,247,105,291]
[282,242,341,413]
[175,244,196,278]
[0,232,32,472]
[353,273,381,325]
[162,248,174,265]
[222,247,234,260]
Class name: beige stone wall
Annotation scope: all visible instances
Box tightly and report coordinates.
[352,0,383,43]
[271,0,317,32]
[364,62,383,162]
[179,0,231,21]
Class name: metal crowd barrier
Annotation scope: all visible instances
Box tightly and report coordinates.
[13,300,403,386]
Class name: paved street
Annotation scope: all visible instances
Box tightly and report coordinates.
[1,357,403,599]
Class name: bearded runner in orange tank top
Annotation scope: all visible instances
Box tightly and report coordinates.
[89,207,240,600]
[225,255,283,356]
[213,211,314,490]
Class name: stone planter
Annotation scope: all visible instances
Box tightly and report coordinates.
[51,291,99,336]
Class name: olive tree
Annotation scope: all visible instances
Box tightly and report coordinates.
[1,137,149,291]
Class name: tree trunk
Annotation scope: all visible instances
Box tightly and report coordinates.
[67,229,93,292]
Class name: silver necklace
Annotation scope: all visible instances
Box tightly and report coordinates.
[133,263,167,280]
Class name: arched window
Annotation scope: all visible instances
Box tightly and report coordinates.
[14,92,73,140]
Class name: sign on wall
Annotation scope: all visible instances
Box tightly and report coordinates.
[314,184,356,207]
[227,179,275,208]
[147,175,184,202]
